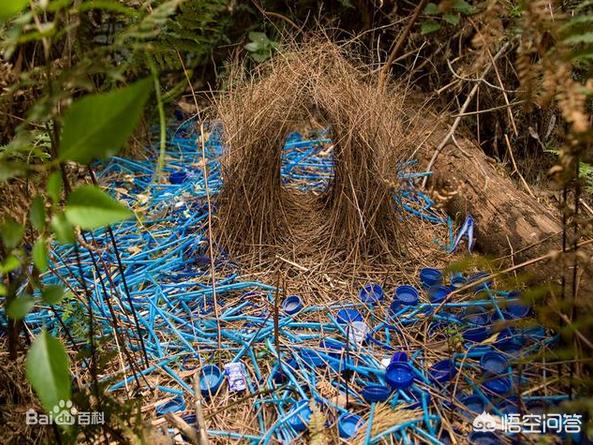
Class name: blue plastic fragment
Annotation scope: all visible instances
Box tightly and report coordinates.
[450,215,475,253]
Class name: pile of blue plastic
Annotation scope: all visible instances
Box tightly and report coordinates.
[23,118,571,444]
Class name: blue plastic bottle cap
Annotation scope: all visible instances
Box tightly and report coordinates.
[359,283,385,305]
[480,351,509,375]
[502,302,530,320]
[273,357,299,383]
[394,285,419,306]
[385,362,415,390]
[199,364,224,399]
[467,271,493,291]
[483,376,512,395]
[420,268,443,288]
[390,351,408,364]
[287,399,313,433]
[498,397,519,414]
[282,295,303,315]
[182,414,197,425]
[429,359,457,383]
[428,285,453,303]
[336,308,363,324]
[361,384,392,403]
[464,307,491,326]
[494,328,524,352]
[169,171,188,184]
[463,326,490,343]
[468,431,502,445]
[459,394,485,418]
[155,395,186,415]
[338,413,364,439]
[450,273,466,288]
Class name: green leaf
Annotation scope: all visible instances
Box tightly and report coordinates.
[0,218,24,250]
[30,196,46,231]
[32,237,49,273]
[245,41,261,52]
[251,52,269,62]
[51,213,75,244]
[424,3,439,15]
[0,161,26,181]
[564,32,593,45]
[0,0,28,21]
[248,31,269,44]
[452,0,472,14]
[7,295,35,320]
[42,285,65,305]
[421,20,442,34]
[0,283,7,296]
[444,13,460,25]
[47,171,63,204]
[26,331,71,415]
[59,78,153,164]
[65,185,133,229]
[0,255,20,273]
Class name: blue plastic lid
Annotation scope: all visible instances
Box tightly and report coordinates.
[169,171,188,184]
[199,364,223,399]
[480,351,509,375]
[287,399,312,432]
[494,328,524,351]
[502,302,530,320]
[468,431,502,445]
[336,308,363,324]
[394,285,419,306]
[156,395,186,415]
[420,268,443,287]
[463,326,490,343]
[385,362,415,390]
[483,376,512,395]
[460,394,485,418]
[464,307,491,326]
[338,413,364,439]
[282,295,303,315]
[272,357,299,383]
[429,359,457,384]
[467,272,495,293]
[359,283,385,305]
[390,351,408,364]
[450,273,466,288]
[182,413,197,425]
[428,285,453,303]
[361,384,392,403]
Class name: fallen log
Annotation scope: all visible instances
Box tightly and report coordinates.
[417,126,592,291]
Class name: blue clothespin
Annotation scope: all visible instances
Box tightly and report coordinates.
[450,215,475,253]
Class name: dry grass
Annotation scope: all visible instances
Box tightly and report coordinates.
[214,40,423,264]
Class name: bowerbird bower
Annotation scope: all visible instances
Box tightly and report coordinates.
[215,42,423,263]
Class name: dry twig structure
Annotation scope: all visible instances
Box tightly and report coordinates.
[215,41,419,263]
